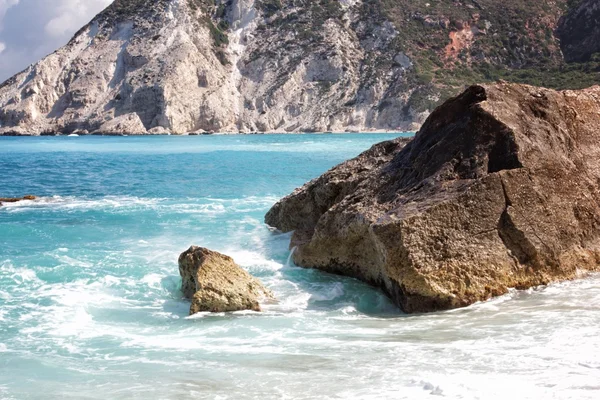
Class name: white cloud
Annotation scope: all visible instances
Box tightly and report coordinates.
[0,0,20,31]
[0,41,5,54]
[0,0,20,18]
[0,0,112,82]
[45,0,112,38]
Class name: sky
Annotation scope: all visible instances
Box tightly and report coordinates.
[0,0,113,82]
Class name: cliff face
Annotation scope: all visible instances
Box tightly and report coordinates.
[557,0,600,63]
[0,0,421,135]
[266,82,600,313]
[0,0,598,135]
[0,0,238,135]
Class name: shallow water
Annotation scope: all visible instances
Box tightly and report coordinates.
[0,134,599,400]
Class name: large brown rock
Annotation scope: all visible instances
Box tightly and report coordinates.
[178,246,274,314]
[266,82,600,313]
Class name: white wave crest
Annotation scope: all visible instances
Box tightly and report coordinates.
[1,195,279,215]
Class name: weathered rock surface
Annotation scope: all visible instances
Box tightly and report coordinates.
[94,114,147,136]
[266,82,600,313]
[178,246,273,314]
[0,0,597,135]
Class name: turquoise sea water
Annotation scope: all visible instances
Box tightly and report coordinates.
[1,134,599,400]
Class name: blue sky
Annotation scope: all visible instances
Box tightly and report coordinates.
[0,0,112,82]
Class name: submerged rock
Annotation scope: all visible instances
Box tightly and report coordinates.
[178,246,274,314]
[266,82,600,313]
[0,195,36,206]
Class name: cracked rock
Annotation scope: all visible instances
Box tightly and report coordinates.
[266,82,600,313]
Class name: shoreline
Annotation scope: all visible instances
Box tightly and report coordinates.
[0,130,416,137]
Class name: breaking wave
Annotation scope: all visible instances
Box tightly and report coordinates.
[2,134,599,399]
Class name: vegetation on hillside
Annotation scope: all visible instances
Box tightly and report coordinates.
[373,0,600,111]
[88,0,599,116]
[248,0,599,115]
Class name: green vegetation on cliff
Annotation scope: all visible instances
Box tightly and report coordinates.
[373,0,599,112]
[246,0,598,118]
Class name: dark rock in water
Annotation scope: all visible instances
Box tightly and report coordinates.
[178,246,274,314]
[266,82,600,313]
[0,129,31,136]
[0,195,36,202]
[557,0,600,63]
[0,195,36,206]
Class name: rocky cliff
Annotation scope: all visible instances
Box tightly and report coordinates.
[266,82,600,313]
[557,0,600,63]
[0,0,598,135]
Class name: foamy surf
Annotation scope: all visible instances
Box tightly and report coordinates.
[1,134,599,400]
[0,195,162,212]
[0,195,281,218]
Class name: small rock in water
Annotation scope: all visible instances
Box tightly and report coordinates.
[0,195,36,206]
[178,246,274,315]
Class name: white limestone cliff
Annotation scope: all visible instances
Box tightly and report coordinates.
[0,0,423,135]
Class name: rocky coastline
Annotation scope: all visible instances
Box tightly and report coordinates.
[266,82,600,313]
[0,129,407,137]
